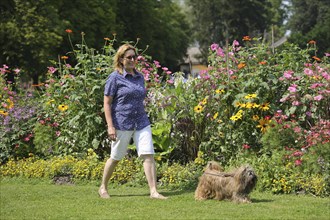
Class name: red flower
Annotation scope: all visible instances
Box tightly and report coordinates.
[243,144,251,149]
[65,29,73,33]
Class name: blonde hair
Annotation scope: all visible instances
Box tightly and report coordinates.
[113,44,137,74]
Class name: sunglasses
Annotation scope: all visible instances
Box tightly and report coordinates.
[124,55,137,61]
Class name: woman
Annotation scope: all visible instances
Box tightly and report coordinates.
[99,44,167,199]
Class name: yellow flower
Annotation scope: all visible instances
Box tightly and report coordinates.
[251,103,260,108]
[201,97,208,105]
[252,115,259,121]
[194,105,203,113]
[58,104,69,112]
[215,89,225,94]
[46,99,55,105]
[6,98,14,109]
[259,102,270,111]
[213,112,219,120]
[256,118,271,133]
[244,93,257,99]
[0,110,8,116]
[245,102,253,109]
[230,115,240,121]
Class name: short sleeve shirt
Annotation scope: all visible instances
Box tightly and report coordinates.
[104,70,150,131]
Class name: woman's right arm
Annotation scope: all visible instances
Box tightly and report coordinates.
[104,95,116,140]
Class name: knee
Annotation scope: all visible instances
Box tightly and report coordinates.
[141,154,154,163]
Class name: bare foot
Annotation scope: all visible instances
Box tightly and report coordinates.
[150,192,168,200]
[98,187,110,199]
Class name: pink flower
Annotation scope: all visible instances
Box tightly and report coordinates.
[288,84,297,93]
[292,101,300,106]
[304,68,313,76]
[166,71,172,75]
[295,159,302,166]
[167,79,174,84]
[47,67,57,74]
[232,40,239,46]
[210,43,219,51]
[162,67,168,71]
[314,95,323,101]
[56,131,61,137]
[283,70,294,79]
[216,48,225,57]
[325,53,330,57]
[322,72,330,80]
[13,68,20,74]
[310,83,324,89]
[24,137,30,142]
[293,151,303,157]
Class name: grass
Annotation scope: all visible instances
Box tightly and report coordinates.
[0,178,329,220]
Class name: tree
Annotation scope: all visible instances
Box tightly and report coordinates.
[186,0,274,61]
[115,0,192,70]
[0,0,63,84]
[287,0,330,57]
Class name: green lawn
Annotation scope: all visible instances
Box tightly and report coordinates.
[0,178,329,220]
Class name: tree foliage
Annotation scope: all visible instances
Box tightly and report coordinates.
[0,0,191,83]
[186,0,275,61]
[287,0,330,57]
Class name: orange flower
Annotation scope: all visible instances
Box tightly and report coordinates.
[32,83,44,87]
[61,56,69,60]
[238,63,246,69]
[243,36,251,41]
[312,56,321,62]
[259,61,267,65]
[65,29,73,33]
[308,40,316,44]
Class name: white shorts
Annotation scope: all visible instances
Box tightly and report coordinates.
[110,125,154,160]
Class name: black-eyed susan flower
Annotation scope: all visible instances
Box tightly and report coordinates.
[201,97,208,105]
[215,89,225,94]
[46,99,55,105]
[6,98,14,109]
[213,112,219,120]
[230,115,240,121]
[252,115,259,121]
[194,105,203,113]
[259,102,270,111]
[0,110,8,116]
[244,93,257,99]
[256,118,271,133]
[245,102,253,109]
[58,104,69,112]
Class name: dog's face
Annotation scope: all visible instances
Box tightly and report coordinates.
[236,166,257,191]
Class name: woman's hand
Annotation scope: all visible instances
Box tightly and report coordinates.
[107,126,117,141]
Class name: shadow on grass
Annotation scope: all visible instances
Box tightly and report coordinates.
[108,188,195,198]
[251,198,273,203]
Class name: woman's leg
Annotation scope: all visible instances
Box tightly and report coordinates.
[99,158,119,198]
[141,154,167,199]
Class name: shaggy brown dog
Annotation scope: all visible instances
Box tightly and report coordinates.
[195,161,257,203]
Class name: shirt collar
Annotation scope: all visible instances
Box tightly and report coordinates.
[123,69,140,78]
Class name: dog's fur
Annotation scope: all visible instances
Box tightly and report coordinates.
[194,161,257,203]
